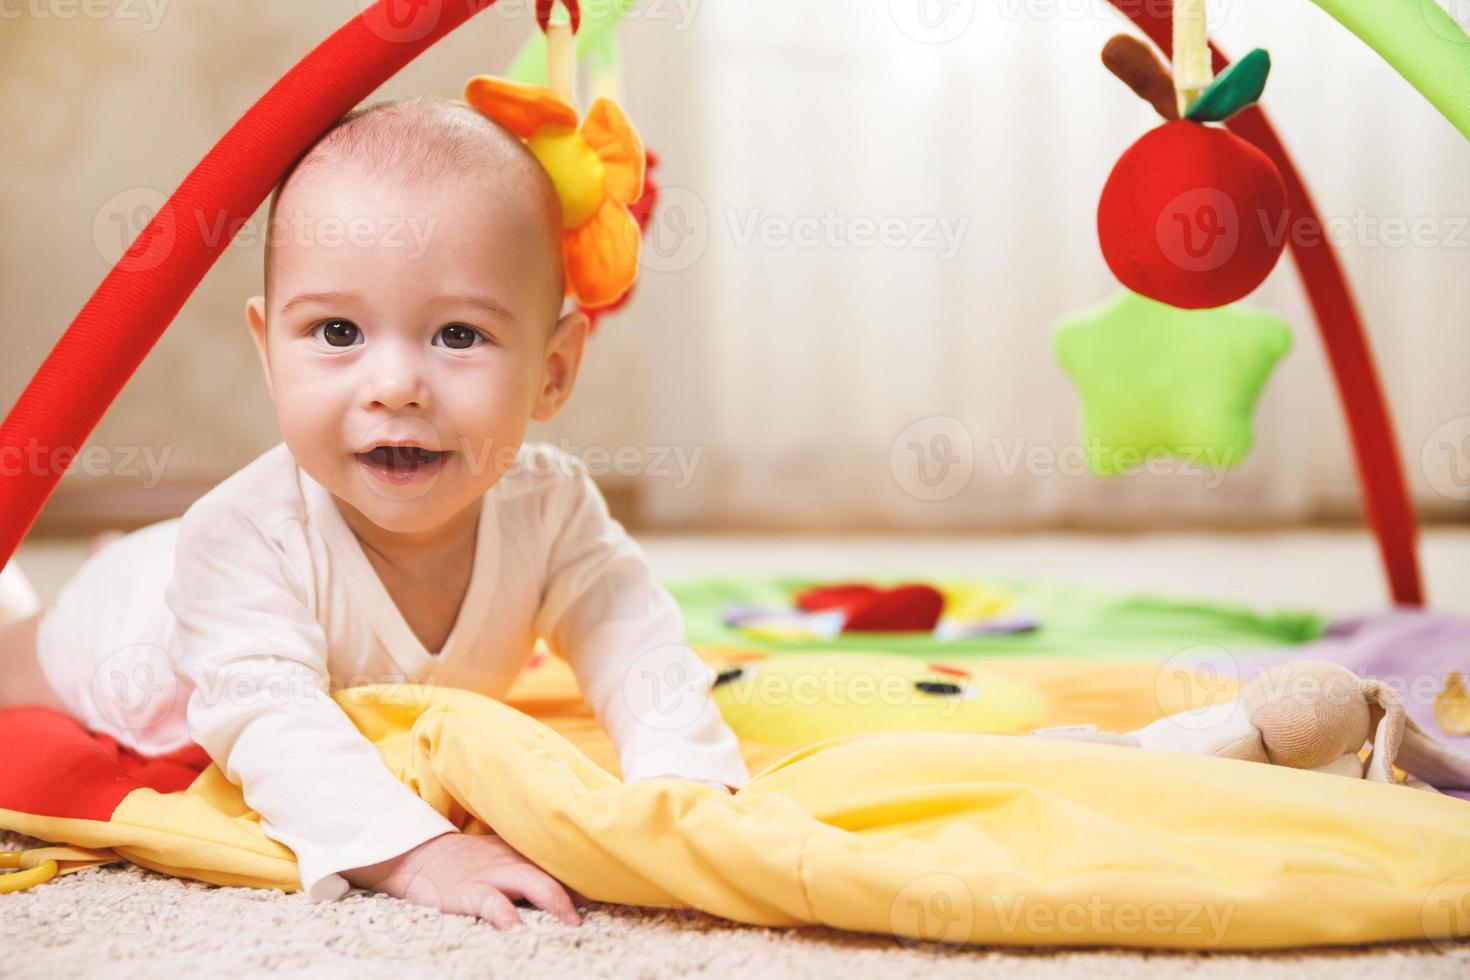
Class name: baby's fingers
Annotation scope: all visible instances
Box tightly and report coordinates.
[498,866,582,927]
[455,883,523,931]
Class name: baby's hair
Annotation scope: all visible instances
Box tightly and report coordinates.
[262,95,566,321]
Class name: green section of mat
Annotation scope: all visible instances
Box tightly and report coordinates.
[668,575,1327,660]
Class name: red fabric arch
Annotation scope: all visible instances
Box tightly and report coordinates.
[0,1,493,563]
[1109,3,1422,606]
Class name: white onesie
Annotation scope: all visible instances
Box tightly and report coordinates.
[34,440,748,901]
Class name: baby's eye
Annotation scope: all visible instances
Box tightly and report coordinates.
[435,323,483,350]
[312,318,362,348]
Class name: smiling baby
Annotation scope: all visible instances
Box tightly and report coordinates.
[0,97,748,929]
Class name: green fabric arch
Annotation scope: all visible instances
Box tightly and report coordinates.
[1308,0,1470,137]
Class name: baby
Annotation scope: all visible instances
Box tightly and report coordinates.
[0,97,748,928]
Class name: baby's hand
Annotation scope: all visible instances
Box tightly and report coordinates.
[342,831,581,930]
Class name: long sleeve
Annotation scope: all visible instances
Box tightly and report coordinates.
[163,502,457,902]
[532,458,750,789]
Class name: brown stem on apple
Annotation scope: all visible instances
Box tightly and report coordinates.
[1102,34,1179,122]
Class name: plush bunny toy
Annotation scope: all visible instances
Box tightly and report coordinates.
[1037,660,1470,793]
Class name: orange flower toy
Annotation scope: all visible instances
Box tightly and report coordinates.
[464,4,645,309]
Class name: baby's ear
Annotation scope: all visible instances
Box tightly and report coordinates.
[532,308,590,422]
[245,296,273,398]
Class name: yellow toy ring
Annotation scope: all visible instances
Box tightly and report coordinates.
[0,851,59,893]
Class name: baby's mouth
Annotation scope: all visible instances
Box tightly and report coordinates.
[356,445,447,472]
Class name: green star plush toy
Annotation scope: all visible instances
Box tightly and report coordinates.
[1053,290,1291,476]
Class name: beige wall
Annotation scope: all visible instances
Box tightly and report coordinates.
[8,2,1469,536]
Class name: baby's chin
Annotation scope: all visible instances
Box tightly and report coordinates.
[308,448,470,536]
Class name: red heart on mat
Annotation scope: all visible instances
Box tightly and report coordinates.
[794,583,945,632]
[795,584,877,613]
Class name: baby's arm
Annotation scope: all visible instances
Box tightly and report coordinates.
[533,457,750,791]
[164,502,461,900]
[163,505,567,910]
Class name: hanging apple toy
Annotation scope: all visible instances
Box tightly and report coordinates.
[1096,31,1285,310]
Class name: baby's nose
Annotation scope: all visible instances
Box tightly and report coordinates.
[364,362,429,410]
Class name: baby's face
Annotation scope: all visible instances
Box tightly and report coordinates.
[248,162,580,537]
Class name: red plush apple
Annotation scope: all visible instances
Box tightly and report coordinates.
[1097,119,1286,310]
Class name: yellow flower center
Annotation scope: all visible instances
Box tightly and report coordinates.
[528,126,606,229]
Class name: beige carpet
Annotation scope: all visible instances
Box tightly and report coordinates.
[6,529,1470,977]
